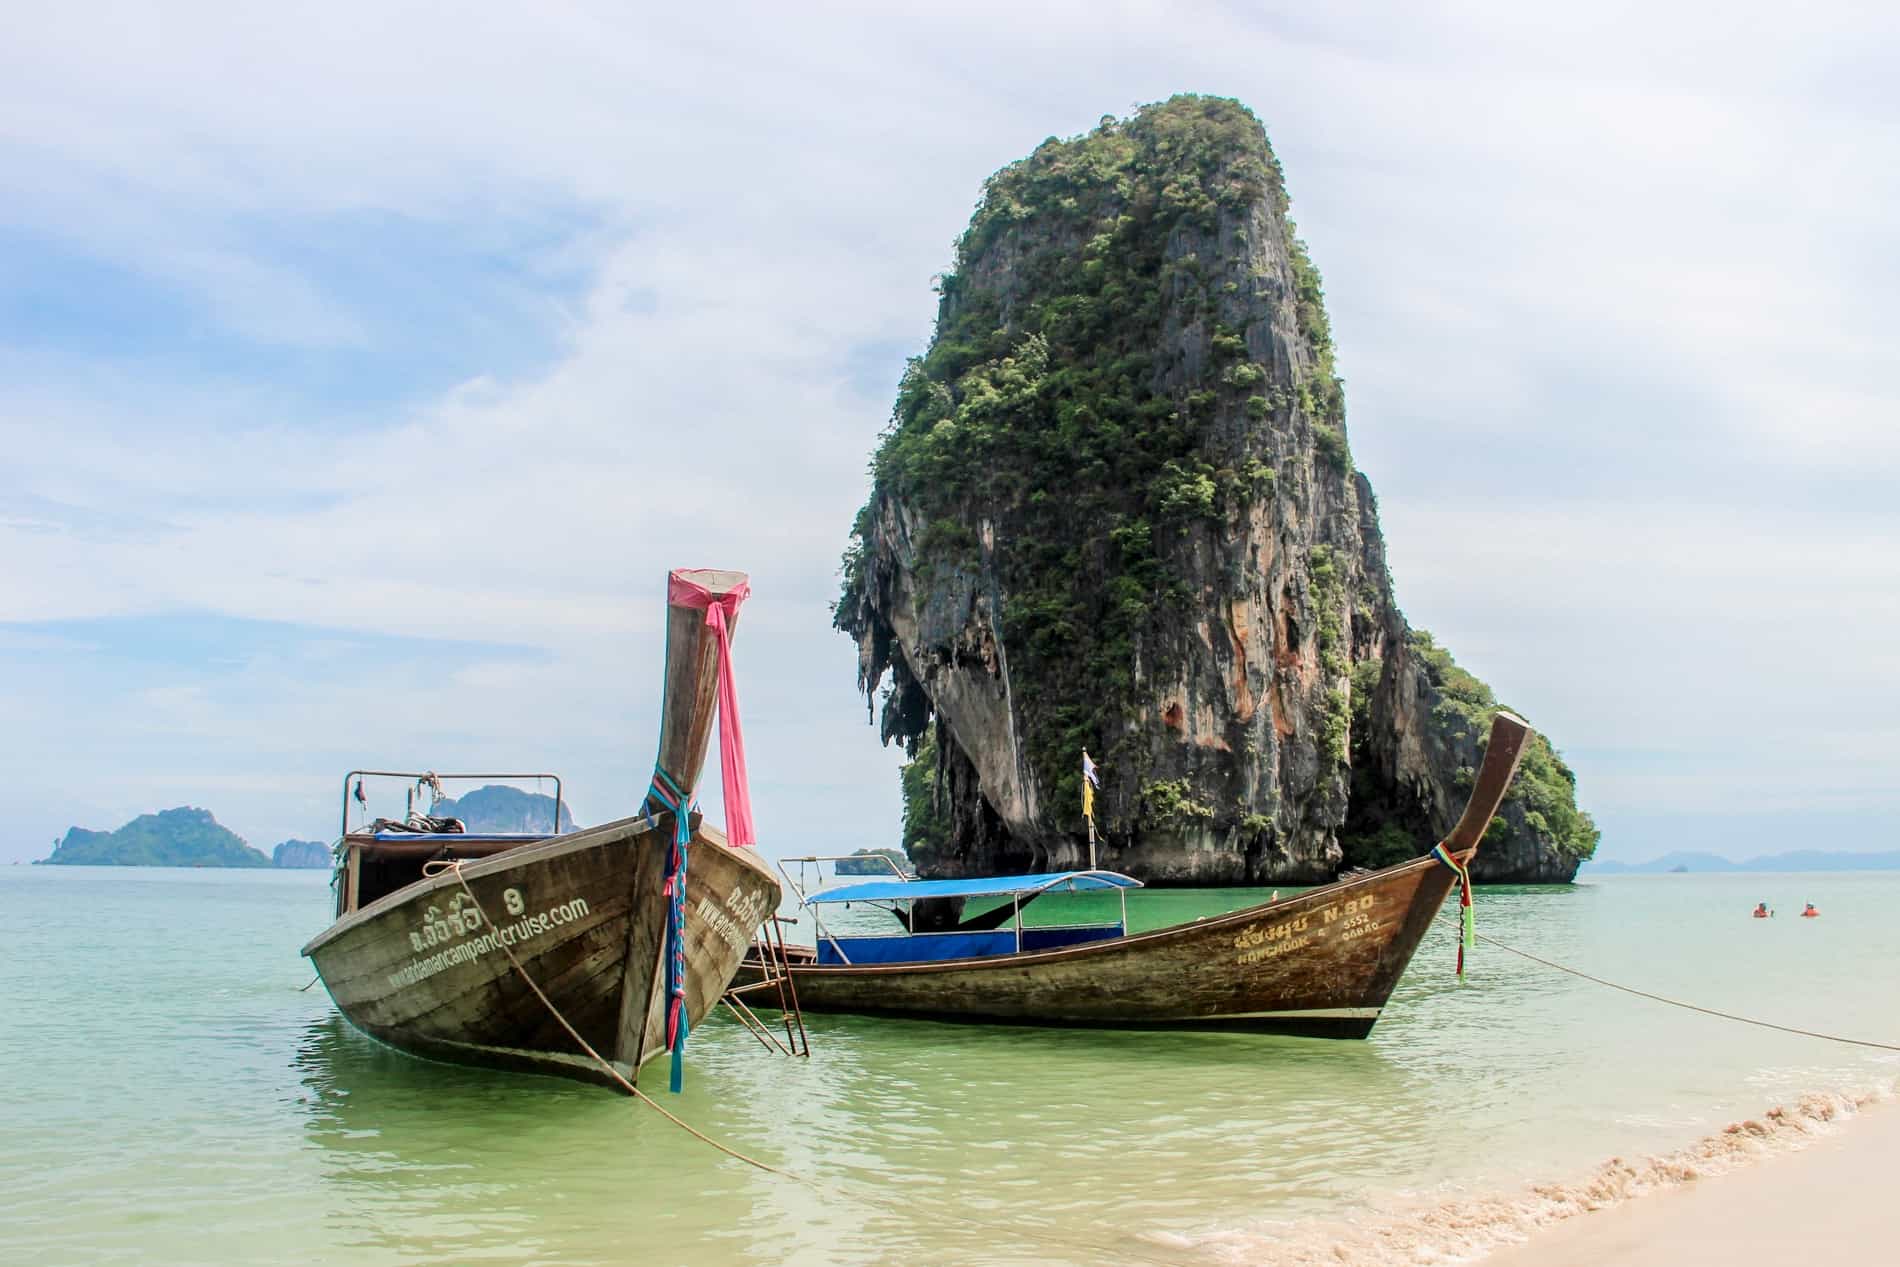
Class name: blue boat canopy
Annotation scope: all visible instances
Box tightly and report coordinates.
[805,869,1143,905]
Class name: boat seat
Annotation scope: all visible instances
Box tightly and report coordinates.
[818,931,1016,965]
[345,833,552,911]
[1019,923,1124,951]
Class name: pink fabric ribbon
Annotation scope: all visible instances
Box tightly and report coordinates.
[667,570,756,847]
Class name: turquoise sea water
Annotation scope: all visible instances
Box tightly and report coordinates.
[3,866,1897,1266]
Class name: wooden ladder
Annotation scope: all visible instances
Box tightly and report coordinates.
[720,915,810,1058]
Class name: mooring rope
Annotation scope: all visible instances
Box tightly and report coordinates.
[1474,930,1900,1053]
[440,862,1186,1267]
[441,864,792,1171]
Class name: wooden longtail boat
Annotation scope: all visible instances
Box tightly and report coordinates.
[739,712,1530,1038]
[302,569,779,1091]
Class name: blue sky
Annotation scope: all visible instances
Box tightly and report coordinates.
[3,2,1897,865]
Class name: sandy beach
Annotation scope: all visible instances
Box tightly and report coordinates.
[1484,1093,1900,1266]
[1184,1082,1900,1267]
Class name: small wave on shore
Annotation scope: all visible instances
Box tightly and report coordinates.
[1162,1079,1895,1267]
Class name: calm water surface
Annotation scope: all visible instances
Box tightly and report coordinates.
[3,866,1896,1265]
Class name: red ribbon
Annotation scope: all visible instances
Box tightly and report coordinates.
[667,571,756,847]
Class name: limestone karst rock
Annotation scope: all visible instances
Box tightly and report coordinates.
[43,807,271,867]
[272,839,331,869]
[837,96,1596,884]
[432,786,575,835]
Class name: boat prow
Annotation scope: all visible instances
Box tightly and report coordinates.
[304,568,780,1090]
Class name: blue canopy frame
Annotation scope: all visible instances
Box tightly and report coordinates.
[805,869,1142,905]
[781,859,1144,967]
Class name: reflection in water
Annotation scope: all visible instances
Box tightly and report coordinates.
[293,1015,775,1266]
[290,996,1417,1266]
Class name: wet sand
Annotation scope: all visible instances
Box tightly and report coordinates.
[1482,1094,1900,1266]
[1184,1085,1896,1266]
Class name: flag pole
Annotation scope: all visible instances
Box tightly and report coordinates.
[1081,749,1100,871]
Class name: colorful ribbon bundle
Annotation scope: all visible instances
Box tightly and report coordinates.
[646,766,693,1092]
[1430,842,1475,979]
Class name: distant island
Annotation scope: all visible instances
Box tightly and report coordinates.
[835,847,912,877]
[39,785,578,868]
[1586,849,1900,874]
[272,839,331,869]
[433,785,575,835]
[42,807,273,868]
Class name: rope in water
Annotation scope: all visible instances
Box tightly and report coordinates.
[441,862,1187,1267]
[1474,930,1900,1053]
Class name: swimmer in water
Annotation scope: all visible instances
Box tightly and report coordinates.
[1801,903,1819,918]
[1752,902,1771,918]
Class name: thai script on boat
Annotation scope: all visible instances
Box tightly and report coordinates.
[1325,894,1382,941]
[1232,913,1312,966]
[1233,913,1309,950]
[1338,916,1383,942]
[694,884,774,956]
[1321,894,1376,924]
[408,893,485,950]
[1231,893,1383,965]
[387,891,591,990]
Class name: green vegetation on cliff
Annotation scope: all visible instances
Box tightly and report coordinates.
[840,95,1305,827]
[898,728,954,868]
[44,807,270,867]
[1407,631,1600,861]
[1338,633,1597,870]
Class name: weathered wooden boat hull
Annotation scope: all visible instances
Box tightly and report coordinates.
[741,854,1447,1036]
[305,818,778,1088]
[742,712,1532,1037]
